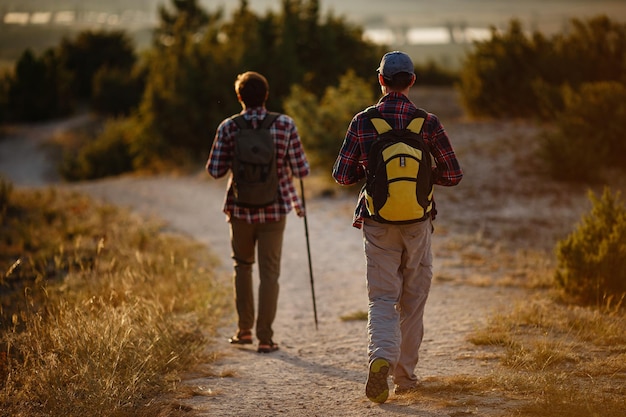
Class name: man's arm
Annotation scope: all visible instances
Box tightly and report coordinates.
[285,117,310,179]
[332,118,365,186]
[427,115,463,187]
[206,120,234,179]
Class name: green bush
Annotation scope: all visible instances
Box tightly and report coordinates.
[58,30,137,101]
[5,48,73,121]
[540,82,626,182]
[92,66,144,117]
[555,188,626,306]
[284,70,375,173]
[414,61,459,86]
[0,176,12,223]
[60,118,135,180]
[459,15,626,120]
[459,20,546,119]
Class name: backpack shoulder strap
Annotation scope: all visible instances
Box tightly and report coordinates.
[406,108,427,134]
[259,112,280,129]
[365,107,392,134]
[232,114,250,130]
[366,106,428,134]
[232,113,279,130]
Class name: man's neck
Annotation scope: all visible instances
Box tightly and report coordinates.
[382,87,411,97]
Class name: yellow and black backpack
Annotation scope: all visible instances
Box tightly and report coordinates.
[364,107,434,224]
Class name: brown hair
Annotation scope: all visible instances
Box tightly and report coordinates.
[235,71,269,107]
[381,72,414,91]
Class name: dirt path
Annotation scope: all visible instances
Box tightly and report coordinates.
[61,173,525,417]
[62,174,526,416]
[0,95,594,416]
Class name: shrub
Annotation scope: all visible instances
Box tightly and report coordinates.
[458,20,545,119]
[284,70,375,173]
[58,30,137,100]
[5,48,73,121]
[459,15,626,120]
[414,61,459,86]
[0,176,12,205]
[540,82,626,182]
[92,66,144,117]
[555,188,626,306]
[60,118,135,180]
[0,176,12,223]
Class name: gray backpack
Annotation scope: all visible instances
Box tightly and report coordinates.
[231,113,280,207]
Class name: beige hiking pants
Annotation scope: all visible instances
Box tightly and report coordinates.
[363,217,433,389]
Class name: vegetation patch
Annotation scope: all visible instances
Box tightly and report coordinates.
[458,295,626,416]
[0,177,230,417]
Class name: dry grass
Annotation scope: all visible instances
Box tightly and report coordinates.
[340,310,368,321]
[399,191,625,417]
[445,296,626,416]
[0,181,231,417]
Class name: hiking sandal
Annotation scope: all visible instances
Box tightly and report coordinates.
[228,330,253,345]
[257,341,279,353]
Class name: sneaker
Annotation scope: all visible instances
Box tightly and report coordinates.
[366,358,390,404]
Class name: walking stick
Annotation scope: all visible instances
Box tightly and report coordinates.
[299,178,319,330]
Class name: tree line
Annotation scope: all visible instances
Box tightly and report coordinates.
[0,0,386,175]
[0,1,624,184]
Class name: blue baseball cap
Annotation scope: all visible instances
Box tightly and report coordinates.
[376,51,415,78]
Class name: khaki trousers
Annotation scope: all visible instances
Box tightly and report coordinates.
[363,218,433,389]
[230,216,286,343]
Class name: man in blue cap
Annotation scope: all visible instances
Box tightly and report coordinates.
[332,51,463,403]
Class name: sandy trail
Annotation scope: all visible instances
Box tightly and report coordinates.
[66,174,522,417]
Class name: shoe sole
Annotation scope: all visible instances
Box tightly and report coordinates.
[366,358,390,404]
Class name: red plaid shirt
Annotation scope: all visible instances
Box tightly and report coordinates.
[332,92,463,228]
[207,107,310,223]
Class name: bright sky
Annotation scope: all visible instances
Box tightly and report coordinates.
[196,0,626,29]
[4,0,626,44]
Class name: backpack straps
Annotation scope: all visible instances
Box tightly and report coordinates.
[365,107,426,134]
[407,113,425,133]
[260,112,280,129]
[365,107,392,134]
[232,114,249,130]
[232,112,280,130]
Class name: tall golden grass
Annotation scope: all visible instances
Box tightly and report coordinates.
[394,295,625,416]
[0,180,230,417]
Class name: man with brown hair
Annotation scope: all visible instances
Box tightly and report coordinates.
[207,71,310,353]
[332,52,463,402]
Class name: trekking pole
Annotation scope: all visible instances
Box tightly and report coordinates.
[299,178,319,330]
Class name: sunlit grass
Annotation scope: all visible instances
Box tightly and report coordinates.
[0,180,230,417]
[340,310,368,321]
[429,295,626,416]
